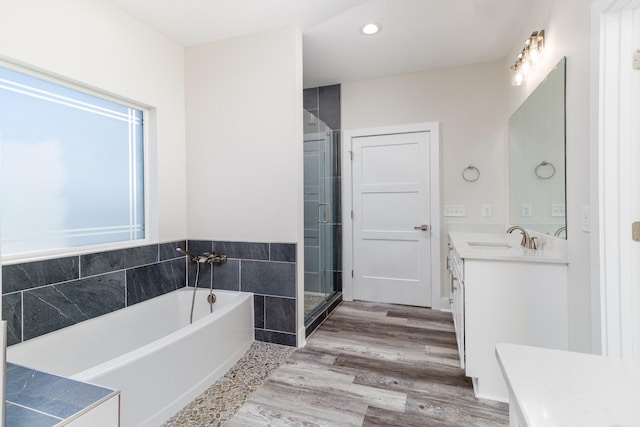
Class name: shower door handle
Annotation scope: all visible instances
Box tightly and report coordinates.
[318,203,330,224]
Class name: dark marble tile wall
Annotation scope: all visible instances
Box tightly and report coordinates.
[2,240,187,346]
[187,240,297,347]
[303,84,343,301]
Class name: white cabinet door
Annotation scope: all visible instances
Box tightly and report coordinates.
[352,131,432,306]
[464,259,567,401]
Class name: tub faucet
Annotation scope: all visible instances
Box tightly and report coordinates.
[204,252,227,264]
[506,226,537,249]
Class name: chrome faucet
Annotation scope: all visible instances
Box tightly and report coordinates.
[506,226,537,250]
[203,252,228,264]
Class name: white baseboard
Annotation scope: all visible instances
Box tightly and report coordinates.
[297,325,307,348]
[437,296,451,311]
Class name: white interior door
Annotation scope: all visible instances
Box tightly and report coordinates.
[351,131,431,306]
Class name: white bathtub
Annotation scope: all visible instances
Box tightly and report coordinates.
[7,288,254,427]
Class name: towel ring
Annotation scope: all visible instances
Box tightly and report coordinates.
[535,161,556,179]
[462,165,480,182]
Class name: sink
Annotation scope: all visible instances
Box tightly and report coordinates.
[467,241,512,249]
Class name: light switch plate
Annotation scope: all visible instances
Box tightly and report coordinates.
[444,204,466,217]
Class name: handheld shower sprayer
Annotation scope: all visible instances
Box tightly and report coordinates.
[177,247,223,323]
[176,247,198,263]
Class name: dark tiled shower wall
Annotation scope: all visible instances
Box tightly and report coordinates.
[304,84,341,131]
[2,239,298,348]
[1,241,188,346]
[186,240,297,347]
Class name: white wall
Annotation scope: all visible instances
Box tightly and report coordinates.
[342,61,507,303]
[185,26,303,243]
[505,0,592,353]
[0,0,188,242]
[184,26,305,340]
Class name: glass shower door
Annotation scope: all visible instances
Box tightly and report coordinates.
[303,110,337,319]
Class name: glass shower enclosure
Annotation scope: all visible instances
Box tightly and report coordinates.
[303,110,339,320]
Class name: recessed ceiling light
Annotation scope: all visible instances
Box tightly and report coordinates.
[360,22,382,36]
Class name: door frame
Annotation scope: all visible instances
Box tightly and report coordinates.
[591,0,640,358]
[342,122,441,309]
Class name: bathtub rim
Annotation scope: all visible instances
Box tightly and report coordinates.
[72,288,253,382]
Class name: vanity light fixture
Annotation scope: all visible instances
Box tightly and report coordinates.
[360,22,382,35]
[510,30,545,86]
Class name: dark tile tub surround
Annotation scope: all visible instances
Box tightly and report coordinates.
[2,239,298,348]
[187,240,297,346]
[5,362,118,426]
[2,240,187,346]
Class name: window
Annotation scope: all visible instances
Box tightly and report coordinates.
[0,66,145,256]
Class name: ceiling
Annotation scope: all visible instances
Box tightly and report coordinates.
[106,0,533,88]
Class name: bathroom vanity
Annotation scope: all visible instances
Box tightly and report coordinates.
[448,231,568,402]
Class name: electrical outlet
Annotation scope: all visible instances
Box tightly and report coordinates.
[551,204,565,217]
[634,49,640,70]
[521,203,532,217]
[482,204,492,217]
[444,204,466,217]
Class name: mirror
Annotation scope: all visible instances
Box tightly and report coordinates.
[509,57,566,238]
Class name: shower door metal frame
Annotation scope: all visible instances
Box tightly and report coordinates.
[303,110,338,320]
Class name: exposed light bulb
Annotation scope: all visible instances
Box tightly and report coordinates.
[512,67,524,86]
[521,59,531,77]
[509,29,545,86]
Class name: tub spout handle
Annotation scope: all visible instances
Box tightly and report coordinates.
[177,248,198,263]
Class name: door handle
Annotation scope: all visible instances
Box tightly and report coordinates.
[413,225,430,231]
[318,203,330,224]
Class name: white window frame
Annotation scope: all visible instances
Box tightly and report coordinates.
[0,60,153,264]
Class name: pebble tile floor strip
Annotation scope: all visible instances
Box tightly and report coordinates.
[160,341,295,427]
[304,292,328,316]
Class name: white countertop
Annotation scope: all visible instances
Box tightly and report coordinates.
[496,343,640,427]
[448,231,568,264]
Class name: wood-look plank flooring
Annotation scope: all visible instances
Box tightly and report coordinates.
[227,301,508,426]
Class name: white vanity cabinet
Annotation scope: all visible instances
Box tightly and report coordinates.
[448,232,568,402]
